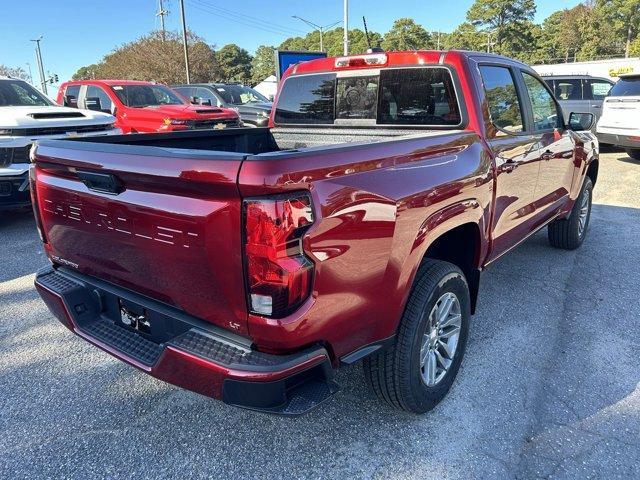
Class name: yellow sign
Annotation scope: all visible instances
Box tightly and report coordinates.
[609,66,635,77]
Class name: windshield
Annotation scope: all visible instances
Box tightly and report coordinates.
[0,79,53,107]
[111,84,185,107]
[609,77,640,96]
[215,85,268,105]
[274,67,462,127]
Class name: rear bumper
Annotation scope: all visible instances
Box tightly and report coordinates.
[596,132,640,148]
[35,267,338,414]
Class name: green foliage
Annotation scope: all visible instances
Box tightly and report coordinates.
[79,30,217,84]
[72,64,100,80]
[251,45,276,84]
[381,18,433,51]
[215,44,252,83]
[277,27,383,57]
[466,0,536,54]
[445,22,485,51]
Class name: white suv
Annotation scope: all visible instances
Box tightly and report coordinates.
[0,77,120,209]
[596,74,640,160]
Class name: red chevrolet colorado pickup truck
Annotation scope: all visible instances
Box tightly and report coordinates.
[56,80,240,133]
[32,51,598,415]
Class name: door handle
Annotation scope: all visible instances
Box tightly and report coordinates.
[540,150,554,161]
[501,162,518,173]
[77,171,124,194]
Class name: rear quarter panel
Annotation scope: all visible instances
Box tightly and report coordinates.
[239,131,493,358]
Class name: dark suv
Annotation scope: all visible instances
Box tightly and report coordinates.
[172,83,272,127]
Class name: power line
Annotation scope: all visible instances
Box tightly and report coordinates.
[187,0,306,37]
[192,0,306,35]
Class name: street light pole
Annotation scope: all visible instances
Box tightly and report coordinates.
[179,0,191,83]
[30,36,47,95]
[343,0,349,55]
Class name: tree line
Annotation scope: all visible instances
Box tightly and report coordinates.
[56,0,640,85]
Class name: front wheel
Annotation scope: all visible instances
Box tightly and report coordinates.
[548,177,593,250]
[625,148,640,161]
[363,259,470,413]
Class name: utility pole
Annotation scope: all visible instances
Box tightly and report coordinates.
[31,36,47,95]
[292,16,341,52]
[179,0,191,83]
[157,0,168,40]
[343,0,349,55]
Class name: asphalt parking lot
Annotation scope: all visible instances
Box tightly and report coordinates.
[1,149,639,479]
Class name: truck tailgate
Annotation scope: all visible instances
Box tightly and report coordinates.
[32,141,249,334]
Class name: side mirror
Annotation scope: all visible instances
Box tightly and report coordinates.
[64,94,77,108]
[568,112,595,131]
[190,96,199,105]
[85,96,102,112]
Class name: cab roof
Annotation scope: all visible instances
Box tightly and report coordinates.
[64,79,166,86]
[283,50,531,77]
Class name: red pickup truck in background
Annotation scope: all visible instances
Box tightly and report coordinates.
[33,50,598,415]
[56,80,240,133]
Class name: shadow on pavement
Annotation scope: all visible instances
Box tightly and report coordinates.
[0,204,639,478]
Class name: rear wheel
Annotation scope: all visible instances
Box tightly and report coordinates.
[625,148,640,161]
[548,177,593,250]
[363,259,470,413]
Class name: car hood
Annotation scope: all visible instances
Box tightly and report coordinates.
[0,105,115,128]
[236,102,273,114]
[135,104,238,119]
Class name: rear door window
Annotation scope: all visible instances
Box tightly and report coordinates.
[609,77,640,96]
[586,80,613,100]
[553,79,583,101]
[478,65,525,134]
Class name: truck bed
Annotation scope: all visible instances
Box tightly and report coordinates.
[66,126,455,154]
[33,125,478,342]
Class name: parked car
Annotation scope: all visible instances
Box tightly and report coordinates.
[172,83,272,127]
[596,73,640,160]
[56,80,241,134]
[0,76,119,210]
[32,50,597,415]
[542,75,614,129]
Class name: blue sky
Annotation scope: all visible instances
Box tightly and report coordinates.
[2,0,582,90]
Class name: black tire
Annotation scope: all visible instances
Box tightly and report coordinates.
[547,177,593,250]
[625,148,640,161]
[363,259,470,413]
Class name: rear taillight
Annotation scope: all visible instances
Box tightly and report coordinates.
[243,193,315,318]
[29,163,47,244]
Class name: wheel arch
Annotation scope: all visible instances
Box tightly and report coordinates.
[420,222,483,314]
[586,158,599,186]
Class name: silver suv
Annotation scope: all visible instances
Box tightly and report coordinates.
[542,75,614,129]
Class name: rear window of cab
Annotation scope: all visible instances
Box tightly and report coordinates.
[274,67,462,127]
